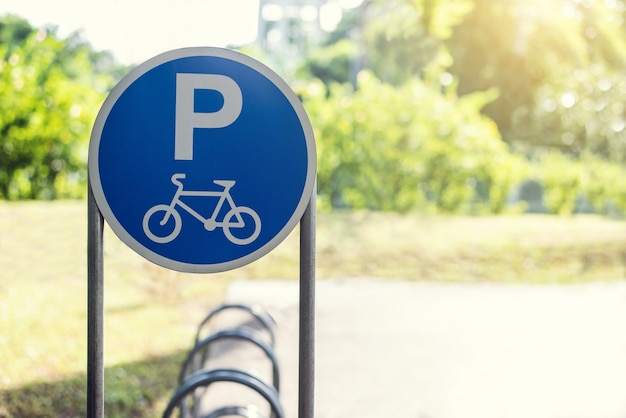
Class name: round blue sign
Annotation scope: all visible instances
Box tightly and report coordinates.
[89,47,316,273]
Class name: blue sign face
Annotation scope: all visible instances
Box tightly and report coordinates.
[89,47,316,273]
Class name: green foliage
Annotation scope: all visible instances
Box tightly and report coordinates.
[301,70,523,213]
[520,66,626,161]
[364,0,473,85]
[535,151,583,215]
[324,0,626,214]
[298,39,359,85]
[303,73,425,211]
[3,1,626,214]
[579,154,626,215]
[528,151,626,216]
[301,0,475,88]
[0,14,32,46]
[448,0,626,161]
[0,15,115,200]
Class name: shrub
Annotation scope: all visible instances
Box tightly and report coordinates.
[301,71,524,213]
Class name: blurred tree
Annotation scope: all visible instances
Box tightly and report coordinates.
[298,39,359,86]
[447,0,626,160]
[0,15,118,199]
[299,0,474,87]
[297,0,527,213]
[301,70,524,213]
[0,14,32,46]
[364,0,474,85]
[297,5,365,86]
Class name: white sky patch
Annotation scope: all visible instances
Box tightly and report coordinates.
[1,0,259,65]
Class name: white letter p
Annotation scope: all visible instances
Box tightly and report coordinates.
[175,73,243,160]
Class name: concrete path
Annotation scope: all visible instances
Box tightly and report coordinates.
[209,279,626,418]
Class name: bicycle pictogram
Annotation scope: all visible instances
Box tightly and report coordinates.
[143,173,261,245]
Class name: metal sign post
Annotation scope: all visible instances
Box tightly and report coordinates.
[299,189,316,418]
[87,182,104,418]
[86,47,316,418]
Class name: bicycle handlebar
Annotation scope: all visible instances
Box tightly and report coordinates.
[171,173,186,187]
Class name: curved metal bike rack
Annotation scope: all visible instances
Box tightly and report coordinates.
[194,303,277,347]
[162,369,284,418]
[202,405,266,418]
[179,327,280,391]
[164,304,284,418]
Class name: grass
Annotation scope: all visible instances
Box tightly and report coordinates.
[1,201,626,417]
[322,211,626,282]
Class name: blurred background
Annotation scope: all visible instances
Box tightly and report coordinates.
[0,0,625,416]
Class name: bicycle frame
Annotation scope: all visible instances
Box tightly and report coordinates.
[161,175,244,229]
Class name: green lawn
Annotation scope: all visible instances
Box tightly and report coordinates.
[1,201,625,417]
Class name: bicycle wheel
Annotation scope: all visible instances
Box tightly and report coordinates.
[143,204,182,243]
[222,206,261,245]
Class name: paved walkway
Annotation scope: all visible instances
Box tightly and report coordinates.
[210,279,626,418]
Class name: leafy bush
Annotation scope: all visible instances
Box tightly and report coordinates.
[527,151,626,216]
[581,154,626,215]
[0,16,114,200]
[534,151,583,215]
[301,71,524,213]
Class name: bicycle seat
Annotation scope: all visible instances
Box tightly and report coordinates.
[213,180,236,188]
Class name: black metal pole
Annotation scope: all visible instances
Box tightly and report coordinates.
[87,181,104,418]
[298,189,316,418]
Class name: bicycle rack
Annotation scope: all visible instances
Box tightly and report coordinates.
[179,327,280,391]
[194,304,277,347]
[203,405,265,418]
[163,304,284,418]
[162,369,284,418]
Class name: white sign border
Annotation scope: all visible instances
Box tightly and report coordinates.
[88,47,316,274]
